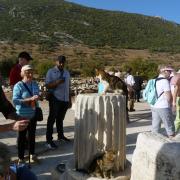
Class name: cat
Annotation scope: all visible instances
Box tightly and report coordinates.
[87,150,116,179]
[95,69,130,123]
[95,69,128,96]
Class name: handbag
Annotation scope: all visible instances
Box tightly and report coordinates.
[34,107,43,121]
[22,81,43,121]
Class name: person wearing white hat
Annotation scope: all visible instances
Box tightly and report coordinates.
[151,65,175,138]
[12,65,40,164]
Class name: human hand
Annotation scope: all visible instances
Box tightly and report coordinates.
[59,78,65,83]
[12,120,29,131]
[31,95,39,101]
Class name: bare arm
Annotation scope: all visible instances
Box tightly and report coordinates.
[20,95,39,106]
[0,120,29,132]
[46,79,64,89]
[173,85,178,106]
[164,91,172,104]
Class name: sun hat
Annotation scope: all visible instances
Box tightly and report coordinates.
[21,65,33,72]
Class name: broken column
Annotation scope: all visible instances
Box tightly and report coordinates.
[74,93,127,172]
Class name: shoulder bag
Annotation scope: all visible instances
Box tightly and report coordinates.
[22,82,43,121]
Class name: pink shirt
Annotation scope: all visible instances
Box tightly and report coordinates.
[171,74,180,85]
[171,73,180,97]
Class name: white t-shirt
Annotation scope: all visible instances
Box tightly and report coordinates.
[125,74,135,86]
[152,75,171,108]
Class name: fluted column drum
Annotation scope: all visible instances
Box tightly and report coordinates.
[74,93,126,172]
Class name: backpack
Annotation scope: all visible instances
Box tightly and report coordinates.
[143,77,165,105]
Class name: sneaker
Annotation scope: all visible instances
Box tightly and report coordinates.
[58,136,71,142]
[30,154,40,164]
[18,159,25,165]
[45,141,58,150]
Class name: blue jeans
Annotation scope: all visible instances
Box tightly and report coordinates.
[151,107,175,136]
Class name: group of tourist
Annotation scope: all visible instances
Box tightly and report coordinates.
[0,52,71,179]
[0,51,179,178]
[109,65,180,139]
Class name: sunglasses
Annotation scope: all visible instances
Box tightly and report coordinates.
[165,70,172,73]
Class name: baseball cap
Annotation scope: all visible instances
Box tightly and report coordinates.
[21,65,33,72]
[18,51,33,60]
[57,55,66,63]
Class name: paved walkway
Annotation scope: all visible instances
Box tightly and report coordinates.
[0,99,152,179]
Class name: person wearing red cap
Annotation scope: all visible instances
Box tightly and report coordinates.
[9,51,33,90]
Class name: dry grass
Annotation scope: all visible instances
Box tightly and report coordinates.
[0,43,179,69]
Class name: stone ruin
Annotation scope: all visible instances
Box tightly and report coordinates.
[59,93,129,180]
[131,132,180,180]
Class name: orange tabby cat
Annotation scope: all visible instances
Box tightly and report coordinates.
[88,150,116,179]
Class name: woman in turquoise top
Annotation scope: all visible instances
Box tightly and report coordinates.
[13,65,40,164]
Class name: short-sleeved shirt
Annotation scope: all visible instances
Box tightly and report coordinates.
[125,74,135,86]
[45,66,70,102]
[153,75,171,108]
[9,64,22,87]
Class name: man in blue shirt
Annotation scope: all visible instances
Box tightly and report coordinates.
[45,55,71,149]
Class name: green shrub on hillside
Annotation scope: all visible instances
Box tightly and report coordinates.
[0,0,180,52]
[81,60,105,77]
[34,60,53,77]
[121,58,158,79]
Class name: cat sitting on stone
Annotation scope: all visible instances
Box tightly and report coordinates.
[95,69,128,96]
[95,69,130,123]
[88,150,116,179]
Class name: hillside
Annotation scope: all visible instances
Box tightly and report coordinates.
[0,0,180,51]
[0,0,179,75]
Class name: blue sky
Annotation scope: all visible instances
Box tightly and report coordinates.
[66,0,180,24]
